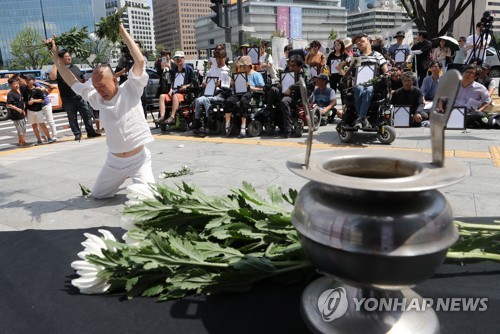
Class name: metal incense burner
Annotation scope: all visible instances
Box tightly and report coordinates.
[288,71,468,333]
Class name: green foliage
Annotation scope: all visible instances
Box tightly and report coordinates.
[328,29,338,40]
[95,6,128,44]
[83,182,311,301]
[54,26,89,58]
[76,182,500,302]
[9,27,50,70]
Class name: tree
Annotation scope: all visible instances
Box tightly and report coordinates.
[10,27,51,70]
[399,0,474,39]
[328,29,338,40]
[80,34,113,68]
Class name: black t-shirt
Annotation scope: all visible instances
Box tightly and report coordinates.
[391,86,424,115]
[25,87,45,112]
[6,90,25,121]
[326,52,348,75]
[56,64,83,99]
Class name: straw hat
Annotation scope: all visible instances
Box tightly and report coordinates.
[343,37,352,48]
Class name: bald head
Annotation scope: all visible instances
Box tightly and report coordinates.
[92,64,118,101]
[92,65,115,80]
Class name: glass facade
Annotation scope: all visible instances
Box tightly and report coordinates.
[0,0,97,68]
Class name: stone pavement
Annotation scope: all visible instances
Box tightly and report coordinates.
[0,122,499,232]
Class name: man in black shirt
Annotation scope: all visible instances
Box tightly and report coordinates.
[391,72,426,127]
[49,49,100,141]
[411,31,433,87]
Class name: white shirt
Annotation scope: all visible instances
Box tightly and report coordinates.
[72,66,153,154]
[205,64,230,88]
[466,33,491,62]
[260,53,276,78]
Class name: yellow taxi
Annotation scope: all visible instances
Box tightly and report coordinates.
[0,78,63,121]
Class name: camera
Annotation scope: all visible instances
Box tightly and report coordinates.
[120,45,134,70]
[481,11,494,31]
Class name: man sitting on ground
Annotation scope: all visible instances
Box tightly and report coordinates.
[391,71,426,127]
[310,73,338,120]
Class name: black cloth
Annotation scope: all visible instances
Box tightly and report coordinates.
[171,64,194,90]
[477,76,493,91]
[6,90,25,120]
[411,39,433,86]
[56,64,83,99]
[24,87,45,112]
[326,53,348,91]
[391,86,424,113]
[0,227,498,333]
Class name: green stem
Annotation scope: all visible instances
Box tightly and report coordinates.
[454,221,500,231]
[447,251,500,261]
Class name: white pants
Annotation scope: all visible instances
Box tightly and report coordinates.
[41,104,57,138]
[92,147,155,199]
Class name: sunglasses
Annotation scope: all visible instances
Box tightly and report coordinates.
[173,57,183,60]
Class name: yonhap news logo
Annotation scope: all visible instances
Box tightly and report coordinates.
[317,287,349,322]
[318,288,488,322]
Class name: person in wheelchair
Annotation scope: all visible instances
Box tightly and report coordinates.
[311,73,338,121]
[154,50,194,125]
[349,33,389,128]
[190,49,231,130]
[391,71,426,127]
[224,55,265,138]
[279,55,311,138]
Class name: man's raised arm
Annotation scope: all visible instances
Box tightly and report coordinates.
[46,38,79,87]
[119,24,145,77]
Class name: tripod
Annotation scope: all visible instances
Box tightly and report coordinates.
[465,10,498,65]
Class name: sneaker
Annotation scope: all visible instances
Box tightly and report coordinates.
[238,130,246,138]
[37,140,43,145]
[52,137,58,142]
[361,118,370,128]
[75,134,82,141]
[47,138,54,143]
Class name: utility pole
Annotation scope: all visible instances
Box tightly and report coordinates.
[224,0,231,44]
[237,0,243,46]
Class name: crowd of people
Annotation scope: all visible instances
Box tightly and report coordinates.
[6,23,499,149]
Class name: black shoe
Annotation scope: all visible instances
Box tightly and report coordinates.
[74,134,82,141]
[353,117,368,129]
[189,119,202,130]
[87,132,102,138]
[280,131,291,138]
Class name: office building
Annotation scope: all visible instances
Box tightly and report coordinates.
[152,0,213,59]
[195,0,347,54]
[105,0,156,56]
[0,0,102,68]
[347,3,411,37]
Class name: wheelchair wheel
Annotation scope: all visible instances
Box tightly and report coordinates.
[247,120,263,137]
[207,116,223,135]
[338,129,353,143]
[264,120,275,135]
[312,108,321,131]
[179,118,189,132]
[377,126,396,144]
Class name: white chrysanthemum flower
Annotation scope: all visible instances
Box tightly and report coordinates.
[122,231,142,247]
[125,183,158,206]
[71,229,116,295]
